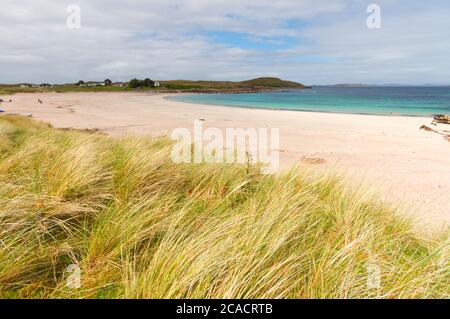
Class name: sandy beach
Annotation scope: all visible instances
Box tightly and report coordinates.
[1,92,449,229]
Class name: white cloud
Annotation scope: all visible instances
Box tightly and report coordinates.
[0,0,449,84]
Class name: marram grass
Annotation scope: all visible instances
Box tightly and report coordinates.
[0,116,448,299]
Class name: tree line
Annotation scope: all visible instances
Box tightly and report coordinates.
[76,78,156,88]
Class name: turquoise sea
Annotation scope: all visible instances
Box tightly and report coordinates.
[167,86,450,117]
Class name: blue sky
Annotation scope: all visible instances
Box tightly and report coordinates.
[0,0,450,85]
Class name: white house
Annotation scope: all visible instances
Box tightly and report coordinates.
[154,81,160,88]
[85,81,105,87]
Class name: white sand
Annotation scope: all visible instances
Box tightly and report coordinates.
[2,92,450,229]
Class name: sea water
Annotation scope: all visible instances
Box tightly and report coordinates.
[167,86,450,117]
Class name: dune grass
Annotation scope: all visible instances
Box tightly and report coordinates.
[0,116,448,299]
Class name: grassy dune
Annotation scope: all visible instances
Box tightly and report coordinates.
[0,116,448,299]
[0,86,44,95]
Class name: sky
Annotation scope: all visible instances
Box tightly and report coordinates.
[1,0,449,85]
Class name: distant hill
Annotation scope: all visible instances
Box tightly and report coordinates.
[239,77,308,88]
[160,77,309,91]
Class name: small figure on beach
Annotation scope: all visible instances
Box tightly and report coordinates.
[38,99,43,104]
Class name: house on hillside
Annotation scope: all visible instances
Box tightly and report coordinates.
[154,81,160,88]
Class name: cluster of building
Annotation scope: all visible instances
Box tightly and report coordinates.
[77,81,160,88]
[77,81,119,87]
[18,81,161,89]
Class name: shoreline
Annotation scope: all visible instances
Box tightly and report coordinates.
[1,91,450,229]
[164,93,437,119]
